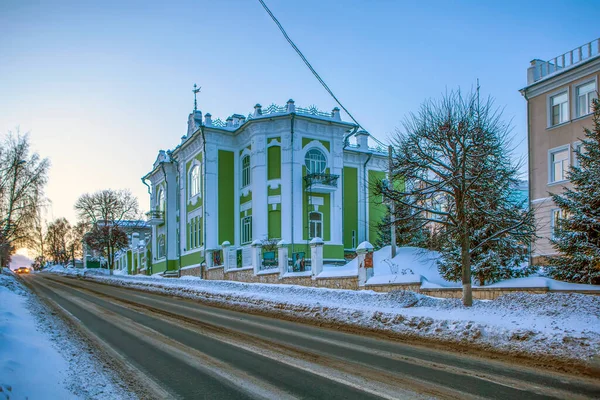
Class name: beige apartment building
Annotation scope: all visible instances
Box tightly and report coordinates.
[520,38,599,264]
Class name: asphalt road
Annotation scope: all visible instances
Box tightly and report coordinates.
[25,274,600,400]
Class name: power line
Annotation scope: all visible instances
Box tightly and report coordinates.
[257,0,366,132]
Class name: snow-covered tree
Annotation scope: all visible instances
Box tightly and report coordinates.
[547,99,600,284]
[380,89,536,305]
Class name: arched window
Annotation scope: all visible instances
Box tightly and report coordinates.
[305,149,326,174]
[190,165,200,197]
[309,211,323,239]
[157,188,165,212]
[241,155,251,187]
[157,236,165,258]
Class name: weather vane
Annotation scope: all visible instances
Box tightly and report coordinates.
[192,84,201,112]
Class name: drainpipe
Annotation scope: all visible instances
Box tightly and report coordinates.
[521,88,534,267]
[173,154,182,277]
[141,177,152,275]
[341,127,359,252]
[160,162,169,274]
[200,124,207,276]
[363,152,372,242]
[290,114,295,258]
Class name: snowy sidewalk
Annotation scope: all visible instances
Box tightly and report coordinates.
[50,267,600,366]
[0,269,133,400]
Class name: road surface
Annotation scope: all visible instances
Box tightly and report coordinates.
[25,274,600,399]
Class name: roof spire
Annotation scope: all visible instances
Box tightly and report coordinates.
[192,83,201,112]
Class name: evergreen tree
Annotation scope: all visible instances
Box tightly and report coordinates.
[547,99,600,284]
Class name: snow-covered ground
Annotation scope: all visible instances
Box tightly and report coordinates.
[0,269,134,400]
[48,268,600,365]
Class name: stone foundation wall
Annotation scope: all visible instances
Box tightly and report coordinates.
[225,268,281,284]
[364,283,421,293]
[314,277,359,290]
[205,266,224,280]
[180,266,201,277]
[280,275,313,287]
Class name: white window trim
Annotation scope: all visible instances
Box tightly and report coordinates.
[573,140,583,168]
[547,144,571,185]
[302,141,330,174]
[304,148,328,174]
[188,162,201,201]
[546,88,570,128]
[157,187,165,212]
[241,215,252,245]
[309,211,323,239]
[241,153,251,189]
[550,208,567,240]
[572,77,598,119]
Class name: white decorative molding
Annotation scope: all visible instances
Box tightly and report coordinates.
[240,201,252,212]
[268,179,281,190]
[309,196,324,206]
[268,195,281,204]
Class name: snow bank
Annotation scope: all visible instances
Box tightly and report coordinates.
[0,269,133,399]
[65,271,600,364]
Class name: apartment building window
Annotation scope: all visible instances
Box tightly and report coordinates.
[550,209,567,239]
[305,149,327,174]
[550,92,569,126]
[190,165,200,198]
[241,155,251,188]
[549,146,569,183]
[309,211,323,239]
[573,142,584,167]
[576,81,597,118]
[241,216,252,244]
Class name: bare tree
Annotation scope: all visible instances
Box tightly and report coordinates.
[67,221,89,267]
[46,218,71,265]
[0,130,50,271]
[74,189,141,270]
[380,89,535,306]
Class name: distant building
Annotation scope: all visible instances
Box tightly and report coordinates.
[142,100,388,276]
[520,38,599,264]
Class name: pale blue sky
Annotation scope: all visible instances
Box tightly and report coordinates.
[1,0,598,223]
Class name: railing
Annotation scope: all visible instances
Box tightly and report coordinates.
[532,38,600,83]
[296,105,333,118]
[304,173,339,188]
[145,209,163,220]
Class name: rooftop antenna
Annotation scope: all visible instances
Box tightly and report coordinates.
[192,84,201,112]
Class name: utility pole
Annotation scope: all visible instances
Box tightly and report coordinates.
[388,145,396,259]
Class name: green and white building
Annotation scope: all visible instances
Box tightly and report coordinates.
[142,100,388,276]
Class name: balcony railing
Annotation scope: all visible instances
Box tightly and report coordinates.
[145,209,164,225]
[304,173,339,193]
[529,38,600,84]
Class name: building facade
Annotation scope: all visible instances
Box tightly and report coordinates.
[142,100,388,276]
[520,38,599,264]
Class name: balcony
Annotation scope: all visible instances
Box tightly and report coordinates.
[304,173,339,193]
[146,209,164,225]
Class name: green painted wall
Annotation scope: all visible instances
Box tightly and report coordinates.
[127,251,132,274]
[181,251,204,267]
[268,210,281,239]
[302,192,330,241]
[368,170,386,246]
[153,260,167,274]
[302,137,330,151]
[343,166,358,250]
[218,150,235,244]
[267,146,281,180]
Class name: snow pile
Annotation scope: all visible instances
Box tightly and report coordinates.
[70,271,600,363]
[0,269,134,399]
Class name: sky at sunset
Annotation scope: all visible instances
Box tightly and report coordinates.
[1,0,598,224]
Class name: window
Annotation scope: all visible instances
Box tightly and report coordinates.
[190,165,200,198]
[241,216,252,244]
[551,209,567,239]
[241,155,251,187]
[550,92,569,126]
[309,211,323,239]
[305,149,326,174]
[157,188,165,212]
[157,236,165,258]
[549,147,569,183]
[576,81,597,118]
[573,142,584,167]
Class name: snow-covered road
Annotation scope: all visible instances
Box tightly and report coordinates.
[0,269,134,400]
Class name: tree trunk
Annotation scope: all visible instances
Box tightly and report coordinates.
[461,229,473,306]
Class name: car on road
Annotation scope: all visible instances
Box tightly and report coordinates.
[15,267,30,274]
